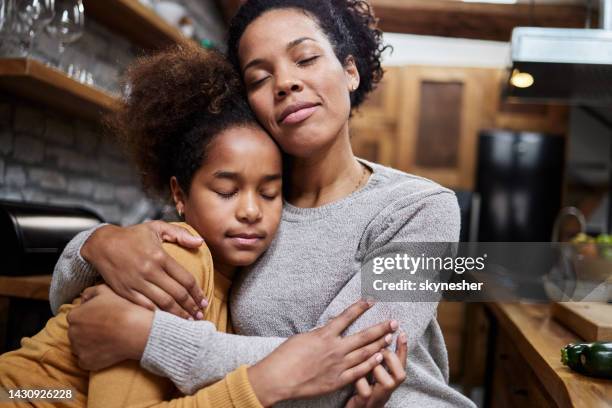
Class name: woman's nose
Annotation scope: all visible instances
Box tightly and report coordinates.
[276,81,302,98]
[275,68,303,99]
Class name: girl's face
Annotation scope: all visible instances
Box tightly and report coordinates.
[172,126,283,272]
[238,8,359,158]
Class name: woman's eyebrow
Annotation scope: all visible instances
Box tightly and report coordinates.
[262,174,282,182]
[286,37,316,51]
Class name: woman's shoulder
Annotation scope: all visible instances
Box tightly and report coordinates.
[357,161,461,246]
[362,159,457,206]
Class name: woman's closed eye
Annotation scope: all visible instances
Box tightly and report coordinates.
[297,55,319,67]
[248,75,270,89]
[260,189,280,200]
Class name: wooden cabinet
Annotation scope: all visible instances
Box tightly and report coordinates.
[437,301,467,381]
[396,66,498,190]
[490,332,556,408]
[482,303,612,408]
[350,65,569,190]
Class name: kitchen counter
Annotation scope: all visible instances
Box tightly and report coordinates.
[0,275,51,301]
[486,303,612,408]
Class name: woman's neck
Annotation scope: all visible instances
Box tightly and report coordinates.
[287,124,368,208]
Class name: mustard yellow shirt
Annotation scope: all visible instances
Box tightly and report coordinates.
[0,222,263,408]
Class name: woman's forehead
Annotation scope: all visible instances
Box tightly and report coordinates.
[238,8,328,63]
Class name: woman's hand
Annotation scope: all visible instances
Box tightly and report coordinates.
[247,300,398,407]
[80,221,207,320]
[345,331,408,408]
[67,284,154,370]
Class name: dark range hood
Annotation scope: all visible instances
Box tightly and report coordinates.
[506,0,612,106]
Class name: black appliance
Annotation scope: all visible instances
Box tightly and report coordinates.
[0,200,104,276]
[476,130,565,241]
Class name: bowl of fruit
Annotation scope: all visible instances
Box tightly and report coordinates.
[565,233,612,301]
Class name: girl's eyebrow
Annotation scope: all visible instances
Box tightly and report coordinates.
[213,171,239,180]
[213,171,281,182]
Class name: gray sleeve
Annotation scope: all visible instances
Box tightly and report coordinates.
[141,310,286,395]
[311,191,466,407]
[49,224,106,314]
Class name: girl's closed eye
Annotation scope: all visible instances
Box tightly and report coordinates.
[216,190,238,199]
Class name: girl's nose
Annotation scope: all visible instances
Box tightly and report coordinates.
[237,194,263,223]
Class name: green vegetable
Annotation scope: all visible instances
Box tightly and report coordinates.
[561,341,612,379]
[595,234,612,245]
[596,234,612,260]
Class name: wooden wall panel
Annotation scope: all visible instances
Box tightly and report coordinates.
[351,67,401,167]
[415,81,463,168]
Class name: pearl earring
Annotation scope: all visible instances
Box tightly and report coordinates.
[177,208,183,217]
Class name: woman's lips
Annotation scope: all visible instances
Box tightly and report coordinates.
[281,105,319,125]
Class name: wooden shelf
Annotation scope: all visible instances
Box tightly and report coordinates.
[83,0,190,50]
[0,58,117,121]
[0,275,51,301]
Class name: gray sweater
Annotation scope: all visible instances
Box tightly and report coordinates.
[50,160,475,408]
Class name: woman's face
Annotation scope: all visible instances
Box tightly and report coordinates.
[172,125,283,272]
[238,8,359,157]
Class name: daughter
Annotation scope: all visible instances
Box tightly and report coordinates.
[0,45,405,407]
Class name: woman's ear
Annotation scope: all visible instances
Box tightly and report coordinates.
[170,177,186,217]
[344,55,360,92]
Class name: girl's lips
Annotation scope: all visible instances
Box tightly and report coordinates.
[281,105,318,125]
[228,236,262,248]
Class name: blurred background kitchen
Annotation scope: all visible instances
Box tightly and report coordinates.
[0,0,611,407]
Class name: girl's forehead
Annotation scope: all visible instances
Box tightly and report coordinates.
[208,127,276,156]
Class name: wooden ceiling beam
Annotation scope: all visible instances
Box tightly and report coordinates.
[371,0,592,42]
[213,0,592,42]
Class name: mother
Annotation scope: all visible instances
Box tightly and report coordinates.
[51,1,475,406]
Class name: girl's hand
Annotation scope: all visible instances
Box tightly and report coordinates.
[247,300,398,407]
[67,284,154,370]
[345,331,408,408]
[80,221,207,320]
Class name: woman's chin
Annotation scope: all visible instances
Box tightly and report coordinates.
[277,135,336,158]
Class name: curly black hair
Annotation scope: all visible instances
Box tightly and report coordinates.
[106,44,257,199]
[227,0,390,109]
